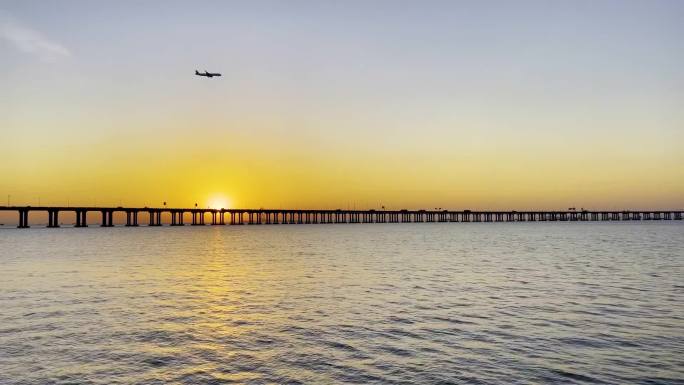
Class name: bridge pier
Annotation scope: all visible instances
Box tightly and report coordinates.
[47,210,60,227]
[17,210,30,228]
[125,211,138,226]
[147,210,162,226]
[171,211,184,226]
[75,210,88,227]
[101,210,113,227]
[191,211,204,225]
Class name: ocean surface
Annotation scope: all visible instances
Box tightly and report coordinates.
[0,223,682,384]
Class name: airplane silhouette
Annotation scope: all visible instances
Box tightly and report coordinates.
[195,70,221,78]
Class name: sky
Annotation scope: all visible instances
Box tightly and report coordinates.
[1,0,683,211]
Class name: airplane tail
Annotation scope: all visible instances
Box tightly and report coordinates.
[195,70,200,75]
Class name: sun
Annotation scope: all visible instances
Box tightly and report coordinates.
[208,195,231,210]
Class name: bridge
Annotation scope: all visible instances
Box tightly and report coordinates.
[1,206,682,228]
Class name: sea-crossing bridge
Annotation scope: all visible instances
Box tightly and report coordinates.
[1,206,682,228]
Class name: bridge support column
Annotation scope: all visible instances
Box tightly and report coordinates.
[148,211,159,226]
[191,211,199,225]
[47,210,60,228]
[171,211,184,226]
[125,211,138,226]
[75,210,88,227]
[17,210,30,228]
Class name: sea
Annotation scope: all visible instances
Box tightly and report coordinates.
[0,222,682,384]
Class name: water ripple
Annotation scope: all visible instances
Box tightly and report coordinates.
[0,223,683,384]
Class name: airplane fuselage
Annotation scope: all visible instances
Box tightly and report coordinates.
[195,70,221,78]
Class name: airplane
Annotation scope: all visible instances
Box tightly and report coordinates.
[195,70,221,78]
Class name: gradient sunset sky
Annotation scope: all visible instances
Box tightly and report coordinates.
[2,0,683,210]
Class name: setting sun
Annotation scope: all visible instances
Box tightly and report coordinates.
[208,195,231,210]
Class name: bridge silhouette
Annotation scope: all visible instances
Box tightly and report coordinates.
[1,206,682,228]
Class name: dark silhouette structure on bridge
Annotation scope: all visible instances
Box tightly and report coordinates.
[2,206,682,228]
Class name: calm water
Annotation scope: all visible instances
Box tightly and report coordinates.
[0,223,682,384]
